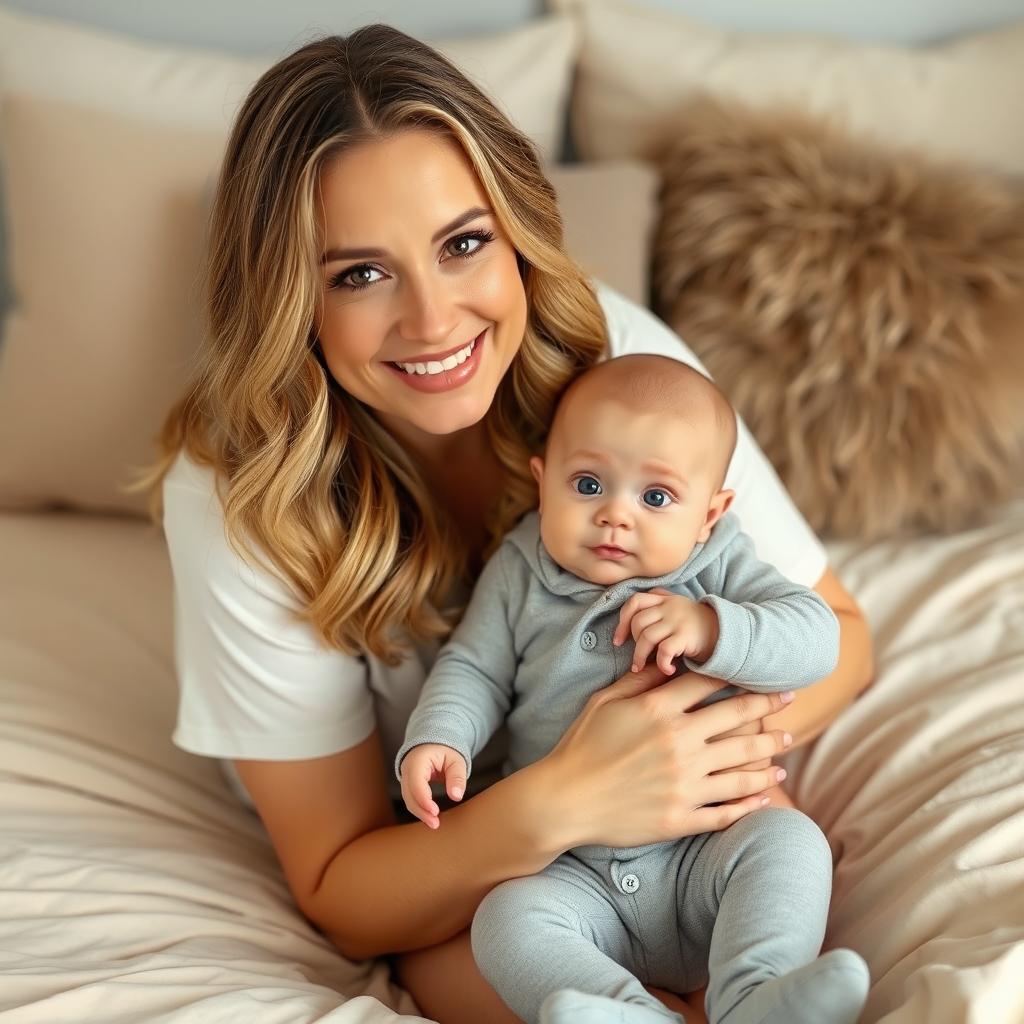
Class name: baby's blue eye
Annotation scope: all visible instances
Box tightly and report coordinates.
[574,476,602,496]
[643,489,672,508]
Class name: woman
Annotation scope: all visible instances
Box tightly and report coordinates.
[139,24,873,1024]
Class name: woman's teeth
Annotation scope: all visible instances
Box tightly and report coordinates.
[394,335,478,376]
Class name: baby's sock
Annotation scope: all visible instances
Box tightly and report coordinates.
[539,988,685,1024]
[716,948,870,1024]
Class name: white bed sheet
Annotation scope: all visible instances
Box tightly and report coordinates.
[1,498,1022,1022]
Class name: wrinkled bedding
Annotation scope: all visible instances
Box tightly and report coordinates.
[1,499,1022,1022]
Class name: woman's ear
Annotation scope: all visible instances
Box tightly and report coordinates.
[697,488,735,542]
[530,455,545,514]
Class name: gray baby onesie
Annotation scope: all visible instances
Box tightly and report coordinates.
[395,510,842,1024]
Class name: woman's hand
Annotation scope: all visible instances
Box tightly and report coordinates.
[538,663,794,850]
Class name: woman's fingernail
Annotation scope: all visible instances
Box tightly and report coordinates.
[776,768,788,782]
[783,732,793,747]
[780,691,795,703]
[451,785,463,800]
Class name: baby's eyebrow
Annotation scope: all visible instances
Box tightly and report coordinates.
[639,459,689,490]
[567,448,611,465]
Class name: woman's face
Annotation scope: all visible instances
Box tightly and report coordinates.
[315,129,528,454]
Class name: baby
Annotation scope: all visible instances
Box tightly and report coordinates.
[395,354,870,1024]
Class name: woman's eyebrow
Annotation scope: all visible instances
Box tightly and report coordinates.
[319,206,493,265]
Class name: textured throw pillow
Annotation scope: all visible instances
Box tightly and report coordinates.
[0,90,657,517]
[551,0,1024,178]
[651,97,1024,541]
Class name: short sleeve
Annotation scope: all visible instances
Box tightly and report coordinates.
[595,279,828,588]
[162,451,374,761]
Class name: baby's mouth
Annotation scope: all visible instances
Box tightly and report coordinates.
[591,544,629,559]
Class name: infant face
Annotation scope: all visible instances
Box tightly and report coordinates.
[530,368,735,586]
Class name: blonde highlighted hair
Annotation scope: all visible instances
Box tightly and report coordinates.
[132,24,607,665]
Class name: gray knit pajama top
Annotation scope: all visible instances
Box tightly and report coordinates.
[395,510,839,785]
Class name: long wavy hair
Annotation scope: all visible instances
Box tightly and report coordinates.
[131,24,608,665]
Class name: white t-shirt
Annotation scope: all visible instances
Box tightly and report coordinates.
[164,280,827,808]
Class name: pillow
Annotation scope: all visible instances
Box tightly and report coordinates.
[549,160,658,311]
[0,91,658,517]
[0,5,579,316]
[550,0,1024,178]
[650,97,1024,541]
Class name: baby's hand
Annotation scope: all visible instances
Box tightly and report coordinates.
[612,588,719,675]
[399,743,468,830]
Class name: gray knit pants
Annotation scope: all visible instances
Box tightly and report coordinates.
[470,807,833,1024]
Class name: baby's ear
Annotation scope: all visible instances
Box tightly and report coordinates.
[698,488,735,542]
[529,456,545,514]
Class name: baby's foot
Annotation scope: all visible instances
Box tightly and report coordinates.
[540,988,685,1024]
[717,948,870,1024]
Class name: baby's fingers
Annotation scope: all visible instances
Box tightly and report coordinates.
[446,759,468,802]
[404,768,440,829]
[656,640,681,675]
[612,613,632,647]
[631,622,673,673]
[614,593,664,646]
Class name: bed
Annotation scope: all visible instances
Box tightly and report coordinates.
[3,495,1023,1021]
[2,3,1023,1022]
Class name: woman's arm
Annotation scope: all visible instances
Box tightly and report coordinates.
[234,728,560,962]
[760,566,874,748]
[235,668,795,962]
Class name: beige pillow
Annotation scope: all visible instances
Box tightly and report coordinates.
[550,160,658,311]
[551,0,1024,177]
[0,5,580,317]
[0,6,576,161]
[0,92,658,516]
[651,98,1024,541]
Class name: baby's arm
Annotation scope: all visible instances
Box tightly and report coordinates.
[689,527,840,691]
[394,546,519,818]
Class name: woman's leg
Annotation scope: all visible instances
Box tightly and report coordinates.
[394,927,708,1024]
[394,926,523,1024]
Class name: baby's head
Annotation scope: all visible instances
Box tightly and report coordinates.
[530,354,737,585]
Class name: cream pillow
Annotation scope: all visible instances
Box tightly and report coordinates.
[0,5,579,315]
[0,92,657,516]
[551,0,1024,177]
[0,6,575,159]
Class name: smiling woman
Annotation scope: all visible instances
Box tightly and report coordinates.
[314,131,523,425]
[132,20,871,1024]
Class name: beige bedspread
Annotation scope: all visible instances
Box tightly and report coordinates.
[1,499,1022,1022]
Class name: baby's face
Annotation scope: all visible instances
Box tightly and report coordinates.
[531,397,732,585]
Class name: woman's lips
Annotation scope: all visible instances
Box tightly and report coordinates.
[384,328,486,393]
[591,545,629,560]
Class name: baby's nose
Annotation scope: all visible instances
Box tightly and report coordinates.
[596,499,633,528]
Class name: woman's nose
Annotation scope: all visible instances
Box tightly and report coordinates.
[397,275,459,348]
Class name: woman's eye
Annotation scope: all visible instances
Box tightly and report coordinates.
[643,489,672,508]
[574,476,602,496]
[330,265,383,291]
[446,228,495,260]
[328,229,495,292]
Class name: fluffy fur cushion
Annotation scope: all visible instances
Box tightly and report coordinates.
[651,97,1024,541]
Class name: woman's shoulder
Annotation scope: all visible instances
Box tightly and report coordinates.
[164,447,222,504]
[161,447,302,609]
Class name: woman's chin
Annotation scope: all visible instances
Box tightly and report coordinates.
[406,395,492,437]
